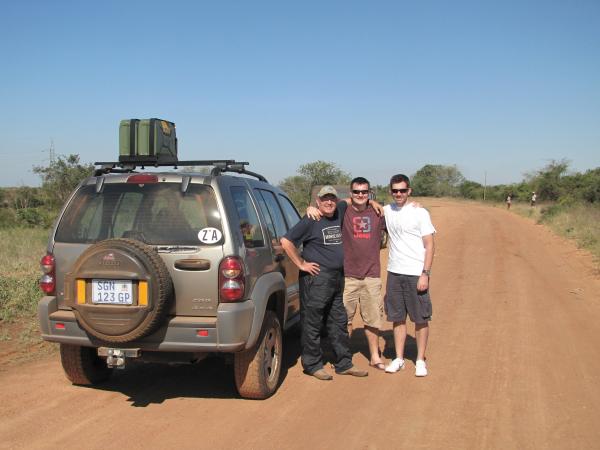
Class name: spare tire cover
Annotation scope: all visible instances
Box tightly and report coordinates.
[67,238,173,343]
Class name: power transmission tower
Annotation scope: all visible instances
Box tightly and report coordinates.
[49,139,56,164]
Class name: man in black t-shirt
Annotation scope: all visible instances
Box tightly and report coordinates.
[281,186,368,381]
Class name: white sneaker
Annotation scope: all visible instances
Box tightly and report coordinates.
[415,359,428,377]
[385,358,405,373]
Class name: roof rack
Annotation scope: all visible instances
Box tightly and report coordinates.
[93,159,268,182]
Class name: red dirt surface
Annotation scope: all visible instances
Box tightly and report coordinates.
[1,199,599,449]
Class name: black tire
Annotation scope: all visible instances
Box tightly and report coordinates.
[60,344,112,385]
[234,311,283,399]
[69,239,173,343]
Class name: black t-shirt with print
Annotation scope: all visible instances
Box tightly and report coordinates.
[284,202,347,270]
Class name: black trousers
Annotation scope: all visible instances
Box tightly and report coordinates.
[299,268,353,374]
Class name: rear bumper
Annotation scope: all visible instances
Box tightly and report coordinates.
[38,296,254,352]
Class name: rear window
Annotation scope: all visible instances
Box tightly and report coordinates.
[55,182,223,245]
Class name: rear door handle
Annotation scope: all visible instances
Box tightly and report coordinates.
[175,259,211,271]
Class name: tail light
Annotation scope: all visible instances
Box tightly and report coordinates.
[39,254,56,294]
[219,256,245,302]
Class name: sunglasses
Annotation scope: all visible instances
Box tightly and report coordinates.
[319,195,337,202]
[391,188,409,194]
[352,189,369,195]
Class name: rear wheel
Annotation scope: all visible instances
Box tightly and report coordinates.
[234,311,282,399]
[60,344,112,385]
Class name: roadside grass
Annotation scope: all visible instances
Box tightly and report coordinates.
[0,228,56,358]
[0,228,48,321]
[501,201,600,268]
[538,203,600,264]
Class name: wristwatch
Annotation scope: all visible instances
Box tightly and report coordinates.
[422,269,431,276]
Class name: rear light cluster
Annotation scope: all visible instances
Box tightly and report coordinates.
[39,254,56,294]
[219,256,245,302]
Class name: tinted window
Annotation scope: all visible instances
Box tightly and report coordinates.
[253,190,277,241]
[256,190,288,238]
[230,186,265,248]
[55,183,222,245]
[278,194,301,228]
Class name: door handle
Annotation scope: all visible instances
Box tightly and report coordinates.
[175,259,211,271]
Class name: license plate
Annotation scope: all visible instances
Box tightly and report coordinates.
[92,279,133,305]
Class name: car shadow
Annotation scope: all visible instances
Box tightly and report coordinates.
[87,332,302,406]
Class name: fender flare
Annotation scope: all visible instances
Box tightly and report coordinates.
[244,272,286,349]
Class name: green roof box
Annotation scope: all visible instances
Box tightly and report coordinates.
[119,118,177,164]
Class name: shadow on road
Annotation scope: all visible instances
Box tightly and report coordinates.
[86,332,302,406]
[349,328,418,364]
[319,327,417,367]
[80,327,420,406]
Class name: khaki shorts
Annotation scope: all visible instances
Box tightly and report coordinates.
[343,277,383,329]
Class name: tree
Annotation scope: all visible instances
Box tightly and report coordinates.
[9,186,44,209]
[579,168,600,203]
[33,154,94,208]
[298,160,351,187]
[525,159,570,201]
[278,175,311,212]
[459,180,484,200]
[411,164,465,197]
[278,161,351,211]
[372,184,391,204]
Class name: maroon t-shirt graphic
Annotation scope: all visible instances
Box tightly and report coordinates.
[342,205,384,279]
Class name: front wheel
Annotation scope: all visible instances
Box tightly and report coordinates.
[234,311,282,399]
[60,344,112,385]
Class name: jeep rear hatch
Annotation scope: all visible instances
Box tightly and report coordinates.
[53,181,224,316]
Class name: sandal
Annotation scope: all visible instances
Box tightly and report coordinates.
[369,362,385,371]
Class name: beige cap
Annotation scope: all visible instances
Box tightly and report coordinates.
[317,185,338,197]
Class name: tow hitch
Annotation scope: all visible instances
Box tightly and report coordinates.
[98,348,140,369]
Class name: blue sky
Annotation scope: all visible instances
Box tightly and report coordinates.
[1,0,598,187]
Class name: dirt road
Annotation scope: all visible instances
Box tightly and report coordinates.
[1,199,599,449]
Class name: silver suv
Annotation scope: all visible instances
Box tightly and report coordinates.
[38,159,301,399]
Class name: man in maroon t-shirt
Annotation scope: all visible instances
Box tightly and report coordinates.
[307,177,386,369]
[342,177,386,369]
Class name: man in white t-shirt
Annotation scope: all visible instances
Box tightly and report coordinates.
[383,174,436,377]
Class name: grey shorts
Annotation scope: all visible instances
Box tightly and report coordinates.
[384,272,432,324]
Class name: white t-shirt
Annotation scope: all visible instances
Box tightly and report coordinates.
[384,203,436,276]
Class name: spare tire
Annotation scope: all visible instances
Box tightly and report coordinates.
[65,238,173,343]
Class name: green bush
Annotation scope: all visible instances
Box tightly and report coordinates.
[33,154,94,208]
[15,207,56,228]
[539,204,562,222]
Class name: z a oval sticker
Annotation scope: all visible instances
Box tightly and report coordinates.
[198,228,223,244]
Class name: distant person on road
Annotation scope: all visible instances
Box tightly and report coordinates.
[530,192,537,207]
[281,186,368,381]
[384,174,436,377]
[506,194,512,210]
